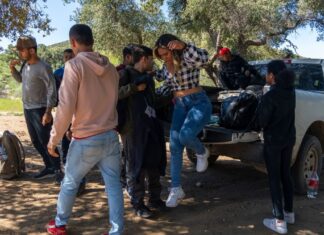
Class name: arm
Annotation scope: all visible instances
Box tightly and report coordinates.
[9,60,22,83]
[258,93,274,130]
[118,69,145,100]
[182,43,209,68]
[48,62,79,155]
[41,65,58,125]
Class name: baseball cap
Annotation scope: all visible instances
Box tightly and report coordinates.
[16,36,37,50]
[219,47,231,56]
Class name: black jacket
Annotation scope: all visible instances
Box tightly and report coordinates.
[258,84,296,146]
[219,55,264,90]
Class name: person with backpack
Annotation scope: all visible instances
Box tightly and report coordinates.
[258,60,296,234]
[9,36,62,182]
[154,34,212,208]
[46,24,124,235]
[217,47,264,90]
[118,45,167,218]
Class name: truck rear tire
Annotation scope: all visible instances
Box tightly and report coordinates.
[292,135,323,194]
[186,148,219,165]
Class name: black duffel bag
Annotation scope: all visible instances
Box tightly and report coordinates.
[220,90,259,130]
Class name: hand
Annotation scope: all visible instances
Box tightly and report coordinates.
[42,112,53,126]
[137,83,147,91]
[9,60,20,71]
[65,130,72,141]
[47,144,59,157]
[167,40,186,51]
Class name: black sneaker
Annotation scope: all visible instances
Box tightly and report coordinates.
[33,168,55,179]
[134,204,153,218]
[55,170,64,185]
[77,180,86,197]
[148,199,167,211]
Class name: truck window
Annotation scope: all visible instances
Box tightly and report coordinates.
[252,63,324,91]
[290,64,324,91]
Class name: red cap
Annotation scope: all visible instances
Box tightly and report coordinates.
[219,47,231,56]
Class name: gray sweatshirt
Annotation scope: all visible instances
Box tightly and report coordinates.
[12,60,57,109]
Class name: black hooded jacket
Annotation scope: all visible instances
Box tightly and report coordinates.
[258,73,296,146]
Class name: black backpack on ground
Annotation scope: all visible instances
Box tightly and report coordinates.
[0,130,26,179]
[220,89,259,130]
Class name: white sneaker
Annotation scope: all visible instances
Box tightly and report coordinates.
[284,211,295,224]
[196,147,209,172]
[263,218,287,234]
[166,187,185,208]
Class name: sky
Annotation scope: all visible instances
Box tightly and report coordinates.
[1,1,323,59]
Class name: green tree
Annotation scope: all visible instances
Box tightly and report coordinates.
[0,0,53,47]
[166,0,324,57]
[64,0,171,57]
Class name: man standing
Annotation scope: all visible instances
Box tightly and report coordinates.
[46,24,124,235]
[9,36,61,180]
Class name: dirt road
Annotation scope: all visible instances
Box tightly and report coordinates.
[0,114,323,235]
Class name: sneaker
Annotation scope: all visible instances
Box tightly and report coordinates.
[284,211,295,224]
[272,209,295,224]
[55,170,64,185]
[148,199,167,211]
[196,147,209,172]
[77,180,86,197]
[134,204,153,218]
[34,168,55,179]
[263,218,287,234]
[166,186,185,208]
[47,219,67,235]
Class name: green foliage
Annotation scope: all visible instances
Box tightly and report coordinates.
[0,0,54,49]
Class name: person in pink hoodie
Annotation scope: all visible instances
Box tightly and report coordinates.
[46,24,124,235]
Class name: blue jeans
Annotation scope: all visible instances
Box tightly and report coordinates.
[55,130,124,235]
[170,91,212,187]
[24,108,60,170]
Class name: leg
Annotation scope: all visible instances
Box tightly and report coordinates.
[264,145,284,220]
[98,131,124,235]
[281,144,294,213]
[128,169,146,208]
[24,108,53,169]
[147,167,162,203]
[178,92,212,155]
[169,98,187,188]
[55,137,102,226]
[61,134,70,165]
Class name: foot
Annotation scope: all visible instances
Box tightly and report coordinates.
[148,199,167,211]
[263,218,287,234]
[284,211,295,224]
[34,168,55,179]
[47,219,67,235]
[196,147,209,172]
[76,180,86,197]
[166,186,185,208]
[134,204,153,218]
[55,170,64,185]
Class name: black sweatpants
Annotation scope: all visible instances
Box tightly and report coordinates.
[264,143,294,220]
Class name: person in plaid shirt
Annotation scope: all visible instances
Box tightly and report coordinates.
[154,34,212,208]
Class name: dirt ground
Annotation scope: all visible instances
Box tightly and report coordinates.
[0,113,323,235]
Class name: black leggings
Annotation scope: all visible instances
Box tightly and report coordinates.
[264,144,294,220]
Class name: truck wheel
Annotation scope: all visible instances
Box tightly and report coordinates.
[186,148,219,165]
[292,135,323,194]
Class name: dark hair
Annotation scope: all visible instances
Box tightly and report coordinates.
[69,24,94,46]
[267,60,287,76]
[63,48,73,54]
[154,33,180,58]
[132,45,153,64]
[276,69,295,89]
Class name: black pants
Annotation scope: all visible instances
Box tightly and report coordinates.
[127,167,162,208]
[264,144,294,220]
[61,134,70,165]
[24,108,60,170]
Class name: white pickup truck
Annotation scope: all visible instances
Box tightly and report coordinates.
[161,59,324,194]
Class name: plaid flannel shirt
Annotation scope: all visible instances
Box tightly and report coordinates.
[155,43,209,91]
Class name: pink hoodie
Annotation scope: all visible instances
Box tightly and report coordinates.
[49,52,119,147]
